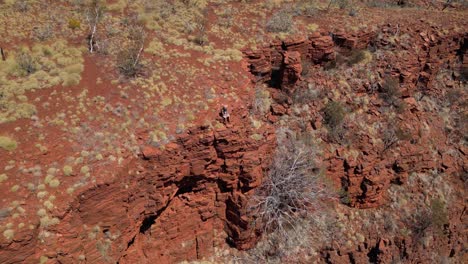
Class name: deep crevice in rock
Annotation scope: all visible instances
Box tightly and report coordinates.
[367,244,380,263]
[269,66,284,88]
[139,215,157,234]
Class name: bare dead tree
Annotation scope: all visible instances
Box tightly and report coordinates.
[249,128,330,251]
[84,0,105,53]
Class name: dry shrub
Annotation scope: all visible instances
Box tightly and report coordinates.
[16,51,38,75]
[347,49,371,66]
[382,124,410,153]
[292,83,321,104]
[379,76,400,104]
[33,24,54,41]
[68,18,81,30]
[14,0,30,12]
[266,10,293,33]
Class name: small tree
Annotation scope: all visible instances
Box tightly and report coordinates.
[117,20,146,78]
[322,101,346,142]
[382,126,399,153]
[84,0,105,53]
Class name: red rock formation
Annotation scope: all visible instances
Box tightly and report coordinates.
[243,49,271,81]
[309,32,335,63]
[1,22,466,264]
[243,27,467,210]
[243,31,335,86]
[375,24,467,96]
[332,30,377,50]
[281,51,302,93]
[0,111,275,264]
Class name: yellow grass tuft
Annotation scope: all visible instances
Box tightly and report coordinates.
[0,136,17,151]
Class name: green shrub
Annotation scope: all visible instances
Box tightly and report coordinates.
[322,101,345,129]
[431,198,448,234]
[379,77,400,104]
[347,50,372,66]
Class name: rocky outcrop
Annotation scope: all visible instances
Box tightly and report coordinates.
[374,24,467,95]
[2,110,275,264]
[244,27,467,210]
[243,31,335,87]
[309,32,336,63]
[281,51,302,93]
[332,30,377,50]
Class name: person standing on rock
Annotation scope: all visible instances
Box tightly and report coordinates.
[221,105,230,124]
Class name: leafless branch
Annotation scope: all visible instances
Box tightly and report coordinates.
[85,0,104,53]
[249,128,331,246]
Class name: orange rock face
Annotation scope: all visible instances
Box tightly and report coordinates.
[0,111,275,263]
[243,31,335,87]
[239,24,466,262]
[1,19,466,264]
[244,29,467,210]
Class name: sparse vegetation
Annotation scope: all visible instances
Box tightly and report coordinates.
[0,1,465,263]
[292,83,321,104]
[13,0,30,12]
